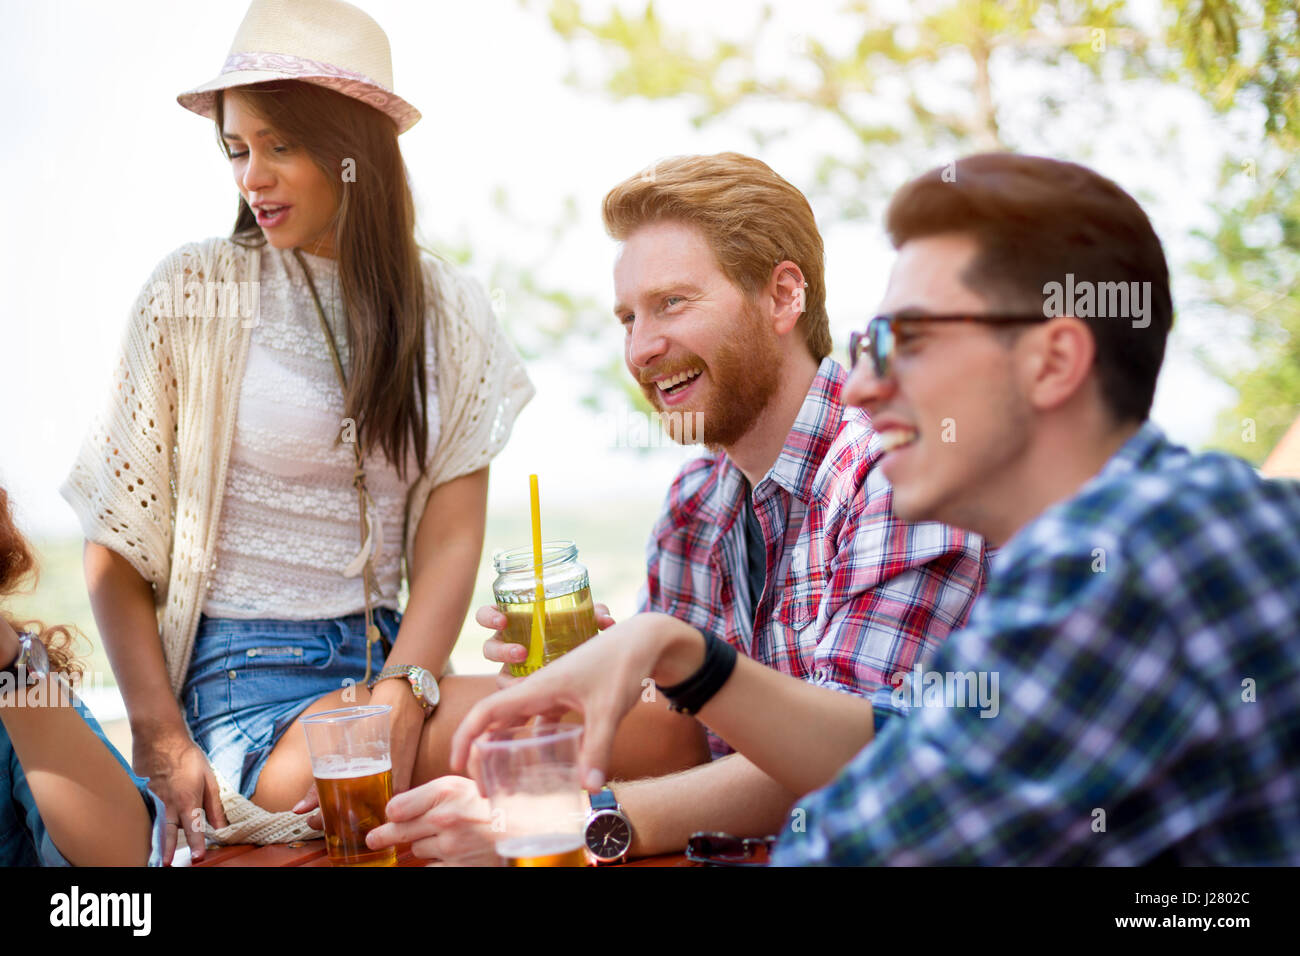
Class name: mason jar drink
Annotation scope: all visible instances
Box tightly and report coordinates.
[492,540,598,677]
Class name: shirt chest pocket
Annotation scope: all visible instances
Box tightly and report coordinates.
[777,587,818,632]
[776,545,822,633]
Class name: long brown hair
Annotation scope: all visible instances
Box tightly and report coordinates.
[0,488,84,675]
[215,81,431,481]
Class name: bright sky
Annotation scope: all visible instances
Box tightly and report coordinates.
[0,0,1242,536]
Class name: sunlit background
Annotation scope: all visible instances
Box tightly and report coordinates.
[2,0,1294,748]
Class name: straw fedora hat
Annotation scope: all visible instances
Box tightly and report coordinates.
[176,0,421,134]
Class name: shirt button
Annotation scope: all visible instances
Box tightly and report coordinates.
[228,670,237,679]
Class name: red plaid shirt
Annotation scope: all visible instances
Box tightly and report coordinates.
[638,359,988,757]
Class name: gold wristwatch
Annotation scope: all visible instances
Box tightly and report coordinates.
[366,664,440,716]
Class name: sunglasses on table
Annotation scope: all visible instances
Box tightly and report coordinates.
[848,312,1055,380]
[685,832,776,866]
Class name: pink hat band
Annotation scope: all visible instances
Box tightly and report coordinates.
[178,50,421,134]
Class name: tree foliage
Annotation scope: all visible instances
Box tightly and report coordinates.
[519,0,1297,458]
[1170,0,1298,460]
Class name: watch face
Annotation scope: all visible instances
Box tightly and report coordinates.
[585,810,632,861]
[22,634,49,680]
[417,670,440,707]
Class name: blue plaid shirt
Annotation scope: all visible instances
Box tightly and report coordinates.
[774,422,1300,865]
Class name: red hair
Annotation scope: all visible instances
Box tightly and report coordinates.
[0,487,85,675]
[603,153,831,361]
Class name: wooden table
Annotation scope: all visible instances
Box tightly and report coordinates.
[193,840,692,867]
[193,840,422,867]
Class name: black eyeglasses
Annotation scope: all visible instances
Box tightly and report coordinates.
[685,832,776,867]
[848,312,1054,381]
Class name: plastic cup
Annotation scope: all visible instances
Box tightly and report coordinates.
[474,723,589,867]
[301,705,397,867]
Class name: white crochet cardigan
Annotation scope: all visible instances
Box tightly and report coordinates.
[60,236,535,844]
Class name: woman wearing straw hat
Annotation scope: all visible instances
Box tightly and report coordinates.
[60,0,534,861]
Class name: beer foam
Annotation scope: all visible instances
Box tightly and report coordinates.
[313,756,392,778]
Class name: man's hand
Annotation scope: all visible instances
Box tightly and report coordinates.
[365,775,495,862]
[478,603,617,689]
[453,613,704,792]
[133,727,228,864]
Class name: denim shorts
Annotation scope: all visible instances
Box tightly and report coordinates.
[182,607,401,800]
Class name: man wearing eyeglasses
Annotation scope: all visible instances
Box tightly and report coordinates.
[448,153,1300,865]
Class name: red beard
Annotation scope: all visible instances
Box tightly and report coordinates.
[637,301,783,449]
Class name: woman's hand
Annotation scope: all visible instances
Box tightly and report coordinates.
[132,724,228,864]
[452,613,704,792]
[368,676,429,794]
[290,677,428,827]
[292,783,323,828]
[478,602,616,690]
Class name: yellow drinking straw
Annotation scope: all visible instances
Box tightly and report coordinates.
[524,473,547,673]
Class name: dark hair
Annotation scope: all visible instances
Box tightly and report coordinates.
[216,81,430,480]
[603,153,831,361]
[885,153,1173,423]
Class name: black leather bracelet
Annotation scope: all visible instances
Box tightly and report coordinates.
[655,631,737,716]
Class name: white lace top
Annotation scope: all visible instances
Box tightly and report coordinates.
[202,246,438,619]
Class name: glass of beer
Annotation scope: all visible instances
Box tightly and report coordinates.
[492,540,598,677]
[474,722,589,867]
[301,705,397,867]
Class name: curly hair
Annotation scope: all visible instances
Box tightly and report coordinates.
[0,487,86,675]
